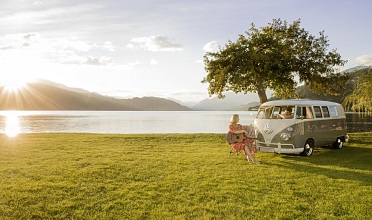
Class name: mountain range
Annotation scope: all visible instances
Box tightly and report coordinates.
[191,92,261,110]
[0,81,191,111]
[0,79,264,111]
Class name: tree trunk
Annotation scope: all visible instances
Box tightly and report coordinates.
[256,79,268,104]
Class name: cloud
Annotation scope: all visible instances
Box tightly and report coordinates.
[1,3,103,28]
[0,46,15,50]
[1,33,95,51]
[56,53,84,65]
[126,44,135,49]
[0,32,115,66]
[1,32,40,48]
[85,56,114,65]
[356,55,372,66]
[58,54,114,66]
[128,61,141,66]
[53,37,96,52]
[150,59,159,65]
[23,32,40,41]
[203,41,219,52]
[130,35,182,52]
[103,41,115,51]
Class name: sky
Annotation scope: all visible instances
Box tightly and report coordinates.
[0,0,371,103]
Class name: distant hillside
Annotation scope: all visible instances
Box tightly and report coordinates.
[124,97,192,111]
[192,66,370,110]
[0,82,191,111]
[192,92,266,110]
[230,102,261,111]
[296,66,370,104]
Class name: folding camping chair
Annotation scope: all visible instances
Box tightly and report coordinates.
[226,125,256,157]
[226,131,243,156]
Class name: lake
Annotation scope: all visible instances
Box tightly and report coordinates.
[0,111,370,136]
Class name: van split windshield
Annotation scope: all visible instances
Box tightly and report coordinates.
[256,106,295,119]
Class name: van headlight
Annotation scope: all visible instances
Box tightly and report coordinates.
[280,133,291,141]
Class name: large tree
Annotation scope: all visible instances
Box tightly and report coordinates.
[343,67,372,114]
[202,19,348,104]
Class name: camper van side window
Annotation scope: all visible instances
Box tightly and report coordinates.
[306,106,314,119]
[313,106,322,118]
[296,106,314,119]
[329,106,338,117]
[322,106,330,117]
[296,106,303,118]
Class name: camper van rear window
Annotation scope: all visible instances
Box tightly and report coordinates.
[329,106,338,117]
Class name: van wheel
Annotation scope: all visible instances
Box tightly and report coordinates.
[300,139,314,156]
[333,138,343,149]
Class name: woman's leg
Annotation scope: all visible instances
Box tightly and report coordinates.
[244,145,260,164]
[247,141,255,154]
[244,146,254,161]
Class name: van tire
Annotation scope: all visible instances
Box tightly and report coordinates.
[300,139,314,156]
[333,138,343,149]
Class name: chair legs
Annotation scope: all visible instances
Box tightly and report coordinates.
[228,147,241,157]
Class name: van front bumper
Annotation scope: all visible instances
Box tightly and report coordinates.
[256,142,304,154]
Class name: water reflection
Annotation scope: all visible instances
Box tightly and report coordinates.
[4,111,20,137]
[0,111,370,134]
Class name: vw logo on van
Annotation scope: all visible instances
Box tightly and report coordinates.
[263,123,274,134]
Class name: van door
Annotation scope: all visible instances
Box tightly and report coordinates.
[321,106,334,144]
[295,106,315,147]
[313,106,328,146]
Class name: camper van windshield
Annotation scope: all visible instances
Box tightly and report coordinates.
[256,107,273,119]
[256,106,295,119]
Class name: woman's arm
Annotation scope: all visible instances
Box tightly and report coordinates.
[229,124,247,135]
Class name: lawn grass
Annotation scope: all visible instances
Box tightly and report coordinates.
[0,132,371,219]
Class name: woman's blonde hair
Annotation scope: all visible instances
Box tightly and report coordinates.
[230,114,239,124]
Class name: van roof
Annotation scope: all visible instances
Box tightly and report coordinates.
[260,99,341,107]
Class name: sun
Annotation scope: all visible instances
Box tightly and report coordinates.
[1,79,25,91]
[0,75,33,92]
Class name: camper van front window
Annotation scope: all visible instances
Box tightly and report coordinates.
[257,106,295,119]
[276,106,295,119]
[256,107,274,119]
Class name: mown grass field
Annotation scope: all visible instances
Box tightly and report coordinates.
[0,132,371,219]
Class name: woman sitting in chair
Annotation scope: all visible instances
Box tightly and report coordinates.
[229,114,260,164]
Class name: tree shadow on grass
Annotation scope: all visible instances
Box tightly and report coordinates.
[277,146,372,185]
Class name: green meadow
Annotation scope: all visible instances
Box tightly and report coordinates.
[0,132,371,219]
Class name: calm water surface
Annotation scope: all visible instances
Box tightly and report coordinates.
[0,111,256,136]
[0,111,370,136]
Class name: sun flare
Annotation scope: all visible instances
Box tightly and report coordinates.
[4,111,21,137]
[0,75,33,92]
[2,79,25,91]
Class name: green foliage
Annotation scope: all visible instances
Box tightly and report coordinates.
[294,66,371,114]
[343,67,372,114]
[0,133,371,219]
[203,18,348,104]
